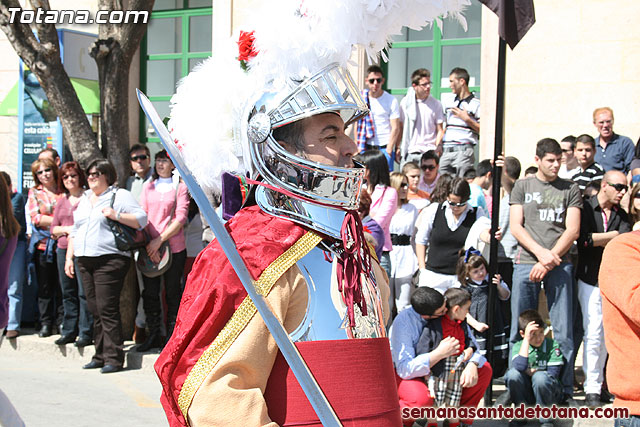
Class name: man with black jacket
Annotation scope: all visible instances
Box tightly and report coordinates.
[576,170,631,407]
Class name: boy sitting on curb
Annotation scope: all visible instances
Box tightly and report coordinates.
[506,309,564,427]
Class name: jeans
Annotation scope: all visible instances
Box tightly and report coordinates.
[510,262,574,396]
[615,416,640,427]
[7,240,27,331]
[505,368,563,422]
[365,144,395,171]
[56,248,93,340]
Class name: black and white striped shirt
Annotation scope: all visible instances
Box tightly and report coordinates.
[570,162,605,192]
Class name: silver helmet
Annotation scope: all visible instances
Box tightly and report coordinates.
[246,63,369,237]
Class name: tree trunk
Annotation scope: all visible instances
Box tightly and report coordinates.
[92,37,131,187]
[0,0,102,168]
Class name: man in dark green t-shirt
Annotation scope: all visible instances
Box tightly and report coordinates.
[506,309,564,427]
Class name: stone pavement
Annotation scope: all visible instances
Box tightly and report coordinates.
[0,329,164,427]
[0,329,620,426]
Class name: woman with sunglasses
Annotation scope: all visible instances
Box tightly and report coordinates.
[64,159,147,373]
[355,149,398,281]
[51,162,93,347]
[27,158,63,338]
[627,183,640,230]
[415,177,497,293]
[388,172,419,314]
[136,150,189,352]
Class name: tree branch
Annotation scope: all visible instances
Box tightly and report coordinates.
[119,0,154,58]
[29,0,58,46]
[0,0,42,66]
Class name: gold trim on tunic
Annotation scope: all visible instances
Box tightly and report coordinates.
[177,231,322,423]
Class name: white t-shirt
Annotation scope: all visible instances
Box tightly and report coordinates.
[408,96,444,153]
[366,91,401,147]
[558,164,580,179]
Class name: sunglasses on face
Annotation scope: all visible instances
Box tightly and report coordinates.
[87,171,103,179]
[62,174,78,180]
[368,78,383,84]
[130,154,149,162]
[607,182,628,192]
[448,199,468,207]
[36,168,52,176]
[421,164,436,171]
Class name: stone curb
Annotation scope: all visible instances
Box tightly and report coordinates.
[0,329,160,372]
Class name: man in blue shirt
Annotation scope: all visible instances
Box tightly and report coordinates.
[593,107,635,174]
[389,287,492,426]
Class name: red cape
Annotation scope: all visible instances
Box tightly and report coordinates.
[155,205,308,426]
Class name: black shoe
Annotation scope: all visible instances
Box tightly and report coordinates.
[75,337,92,348]
[136,334,165,352]
[584,393,602,408]
[54,334,77,345]
[38,324,52,338]
[82,360,104,369]
[600,388,613,403]
[495,390,512,407]
[100,364,121,374]
[560,394,579,408]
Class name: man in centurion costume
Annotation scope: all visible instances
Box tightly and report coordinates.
[149,1,469,425]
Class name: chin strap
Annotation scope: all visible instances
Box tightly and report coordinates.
[239,175,371,328]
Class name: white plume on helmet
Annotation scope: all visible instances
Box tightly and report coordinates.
[168,0,469,194]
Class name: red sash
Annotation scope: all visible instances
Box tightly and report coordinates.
[265,338,402,426]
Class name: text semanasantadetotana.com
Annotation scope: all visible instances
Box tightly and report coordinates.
[401,404,630,420]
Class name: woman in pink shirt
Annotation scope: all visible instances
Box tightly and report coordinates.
[137,150,190,352]
[51,162,93,347]
[356,150,398,282]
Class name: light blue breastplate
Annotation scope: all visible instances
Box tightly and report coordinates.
[289,245,387,342]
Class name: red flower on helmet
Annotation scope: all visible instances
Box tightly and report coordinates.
[237,31,257,70]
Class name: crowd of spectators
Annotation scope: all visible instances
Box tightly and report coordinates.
[0,145,204,375]
[1,69,640,425]
[355,68,640,424]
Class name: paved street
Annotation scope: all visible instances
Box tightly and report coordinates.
[0,330,618,426]
[0,331,165,427]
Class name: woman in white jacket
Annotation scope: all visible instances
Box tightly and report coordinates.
[388,172,419,314]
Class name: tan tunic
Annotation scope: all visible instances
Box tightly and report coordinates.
[188,262,390,426]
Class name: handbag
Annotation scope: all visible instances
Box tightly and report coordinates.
[136,181,179,277]
[107,189,147,251]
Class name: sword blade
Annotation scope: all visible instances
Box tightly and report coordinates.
[136,89,341,427]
